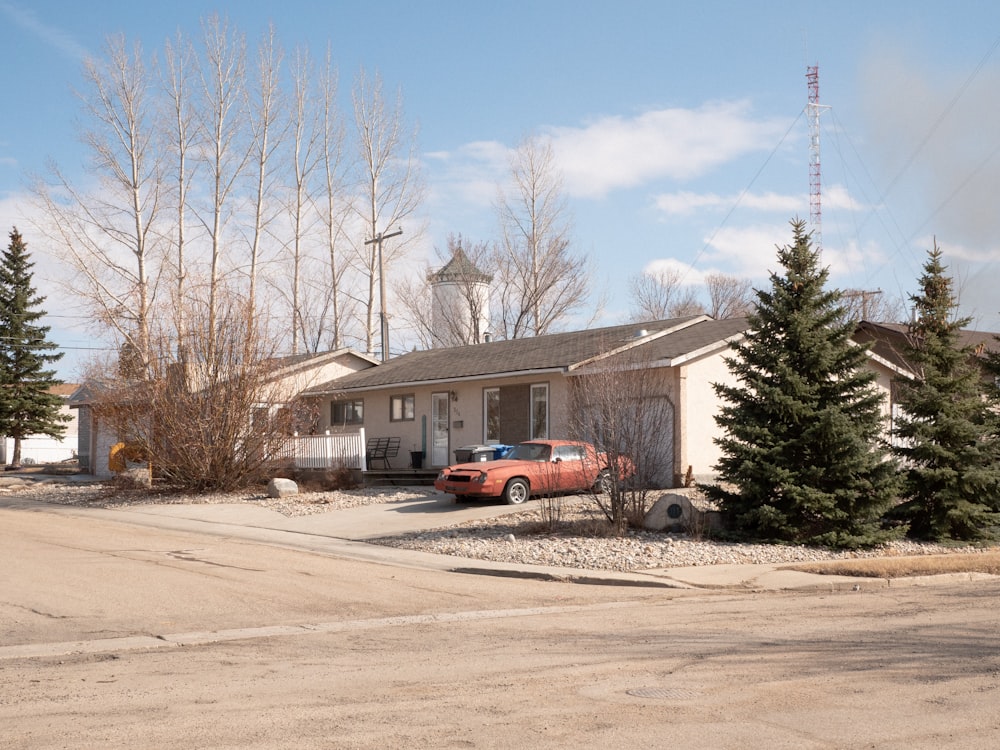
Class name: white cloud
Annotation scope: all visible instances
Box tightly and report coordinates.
[424,139,509,210]
[642,257,707,286]
[653,189,803,217]
[426,100,795,224]
[0,2,90,61]
[822,183,866,212]
[926,237,1000,265]
[692,222,810,280]
[822,236,892,280]
[546,101,792,199]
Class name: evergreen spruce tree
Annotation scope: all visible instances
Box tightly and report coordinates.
[889,244,1000,541]
[982,335,1000,450]
[702,220,899,548]
[0,227,69,468]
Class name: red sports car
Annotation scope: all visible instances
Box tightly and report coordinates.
[434,439,622,504]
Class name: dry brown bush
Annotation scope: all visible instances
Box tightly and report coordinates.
[291,467,359,492]
[88,296,304,493]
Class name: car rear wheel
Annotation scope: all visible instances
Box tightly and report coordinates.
[503,478,529,505]
[593,469,613,494]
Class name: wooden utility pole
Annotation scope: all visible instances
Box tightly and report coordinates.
[843,289,883,320]
[365,227,402,361]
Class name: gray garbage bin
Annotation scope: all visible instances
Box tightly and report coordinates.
[454,445,494,463]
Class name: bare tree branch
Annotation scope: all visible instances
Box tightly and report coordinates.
[493,136,592,338]
[351,66,425,355]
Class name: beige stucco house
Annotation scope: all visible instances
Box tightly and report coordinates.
[72,349,379,478]
[301,315,749,486]
[852,320,1000,445]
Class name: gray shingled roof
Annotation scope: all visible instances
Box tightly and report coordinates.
[854,321,1000,376]
[429,248,492,283]
[303,315,749,395]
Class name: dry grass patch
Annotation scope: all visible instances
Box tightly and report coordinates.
[786,550,1000,578]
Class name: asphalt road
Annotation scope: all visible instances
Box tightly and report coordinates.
[2,504,999,749]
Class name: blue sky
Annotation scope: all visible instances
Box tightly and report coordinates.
[3,1,1000,380]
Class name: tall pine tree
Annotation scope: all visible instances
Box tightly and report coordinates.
[889,244,1000,541]
[0,227,69,468]
[702,220,899,548]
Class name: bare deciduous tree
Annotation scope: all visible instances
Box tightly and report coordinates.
[839,288,905,324]
[392,234,495,350]
[285,47,322,354]
[629,266,704,321]
[705,272,753,318]
[568,348,676,535]
[351,66,424,356]
[31,33,163,375]
[243,24,284,317]
[630,268,755,321]
[91,291,297,491]
[194,15,249,360]
[162,30,198,363]
[493,136,591,338]
[315,46,352,350]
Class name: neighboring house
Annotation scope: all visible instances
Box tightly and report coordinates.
[0,383,80,466]
[71,349,379,478]
[853,321,1000,446]
[301,315,749,486]
[303,317,1000,486]
[68,316,998,485]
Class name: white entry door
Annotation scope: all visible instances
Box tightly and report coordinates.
[431,392,450,466]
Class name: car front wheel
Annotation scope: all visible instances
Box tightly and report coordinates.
[593,469,613,494]
[503,478,530,505]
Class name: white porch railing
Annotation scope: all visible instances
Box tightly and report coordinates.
[283,428,366,470]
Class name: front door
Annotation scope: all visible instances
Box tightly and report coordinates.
[431,392,450,466]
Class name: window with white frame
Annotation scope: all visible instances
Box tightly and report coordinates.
[483,387,500,443]
[530,383,549,439]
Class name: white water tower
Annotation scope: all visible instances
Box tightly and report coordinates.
[429,248,492,347]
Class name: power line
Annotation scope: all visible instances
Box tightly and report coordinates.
[687,110,804,279]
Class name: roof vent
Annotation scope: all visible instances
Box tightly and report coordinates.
[634,329,649,338]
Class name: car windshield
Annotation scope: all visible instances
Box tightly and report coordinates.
[507,443,551,462]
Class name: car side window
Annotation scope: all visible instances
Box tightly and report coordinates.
[530,444,551,461]
[554,445,583,462]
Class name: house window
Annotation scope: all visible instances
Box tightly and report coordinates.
[483,388,500,443]
[252,406,271,430]
[530,383,548,439]
[331,399,364,426]
[390,394,415,422]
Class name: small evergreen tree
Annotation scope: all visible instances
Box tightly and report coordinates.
[0,228,69,467]
[889,243,1000,541]
[702,220,899,548]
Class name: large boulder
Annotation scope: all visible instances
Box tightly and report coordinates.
[267,477,298,498]
[643,493,697,532]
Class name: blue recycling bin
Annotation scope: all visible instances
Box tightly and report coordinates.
[491,444,513,459]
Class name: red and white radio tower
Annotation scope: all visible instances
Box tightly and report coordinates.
[806,65,824,250]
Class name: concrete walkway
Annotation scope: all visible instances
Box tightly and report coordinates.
[0,476,984,591]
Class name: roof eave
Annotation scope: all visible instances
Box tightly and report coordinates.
[303,366,570,396]
[566,315,712,372]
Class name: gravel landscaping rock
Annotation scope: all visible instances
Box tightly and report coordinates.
[5,478,992,573]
